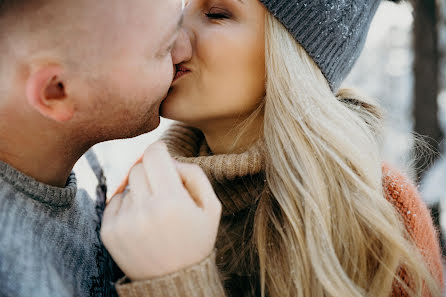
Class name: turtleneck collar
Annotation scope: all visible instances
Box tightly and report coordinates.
[161,123,266,216]
[0,161,77,207]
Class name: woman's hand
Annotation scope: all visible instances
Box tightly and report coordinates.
[100,142,222,281]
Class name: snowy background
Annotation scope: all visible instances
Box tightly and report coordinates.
[74,1,446,265]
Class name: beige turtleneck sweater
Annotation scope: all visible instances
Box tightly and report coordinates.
[115,123,444,297]
[116,123,265,297]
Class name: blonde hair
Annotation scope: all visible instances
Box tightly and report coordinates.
[252,13,441,297]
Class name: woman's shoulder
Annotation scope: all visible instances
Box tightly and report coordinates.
[381,163,444,286]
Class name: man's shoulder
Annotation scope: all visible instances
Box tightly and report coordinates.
[0,185,103,297]
[0,178,99,239]
[0,174,24,199]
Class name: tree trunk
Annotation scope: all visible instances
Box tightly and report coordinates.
[438,0,446,257]
[412,0,445,256]
[412,0,443,181]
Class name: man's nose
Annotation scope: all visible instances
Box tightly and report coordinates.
[171,29,192,65]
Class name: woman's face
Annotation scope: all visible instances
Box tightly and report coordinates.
[161,0,266,127]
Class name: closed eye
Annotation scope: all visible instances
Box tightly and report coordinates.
[206,12,230,19]
[205,7,232,20]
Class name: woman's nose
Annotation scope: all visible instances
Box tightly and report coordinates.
[171,28,192,65]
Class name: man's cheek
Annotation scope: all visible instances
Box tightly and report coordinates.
[160,60,175,91]
[164,57,175,82]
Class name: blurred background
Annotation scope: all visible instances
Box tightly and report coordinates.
[74,0,446,264]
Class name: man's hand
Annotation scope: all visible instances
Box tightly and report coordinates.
[101,142,222,281]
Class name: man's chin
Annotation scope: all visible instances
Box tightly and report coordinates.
[143,111,161,133]
[129,108,162,138]
[150,116,161,130]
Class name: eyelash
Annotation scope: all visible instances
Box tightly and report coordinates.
[206,13,230,19]
[205,8,231,20]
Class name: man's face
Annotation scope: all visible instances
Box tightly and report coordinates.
[76,0,184,141]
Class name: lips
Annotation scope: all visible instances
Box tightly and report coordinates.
[173,64,191,82]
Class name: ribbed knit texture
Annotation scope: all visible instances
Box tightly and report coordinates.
[115,124,444,297]
[162,125,265,216]
[116,252,226,297]
[259,0,382,91]
[382,164,445,296]
[0,161,105,297]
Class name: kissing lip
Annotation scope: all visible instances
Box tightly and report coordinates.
[173,64,191,83]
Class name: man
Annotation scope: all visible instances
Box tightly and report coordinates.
[0,0,218,296]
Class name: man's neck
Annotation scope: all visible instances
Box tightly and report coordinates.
[0,125,87,188]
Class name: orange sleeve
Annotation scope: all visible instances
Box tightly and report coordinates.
[382,164,444,295]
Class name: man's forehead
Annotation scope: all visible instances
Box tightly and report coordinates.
[146,0,182,19]
[87,0,184,50]
[134,0,182,48]
[150,0,183,11]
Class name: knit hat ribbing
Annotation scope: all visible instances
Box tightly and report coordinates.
[259,0,383,91]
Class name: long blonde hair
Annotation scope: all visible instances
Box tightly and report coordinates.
[253,13,441,297]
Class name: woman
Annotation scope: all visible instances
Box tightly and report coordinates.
[104,0,444,296]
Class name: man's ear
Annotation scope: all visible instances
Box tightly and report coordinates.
[25,65,75,122]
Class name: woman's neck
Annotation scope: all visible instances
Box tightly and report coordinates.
[196,112,264,155]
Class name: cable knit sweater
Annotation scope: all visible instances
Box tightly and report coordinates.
[115,124,444,297]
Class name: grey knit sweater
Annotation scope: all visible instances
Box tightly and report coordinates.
[0,161,114,297]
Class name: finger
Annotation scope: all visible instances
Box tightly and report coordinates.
[128,164,153,203]
[142,141,184,196]
[102,194,124,225]
[175,162,221,216]
[112,155,144,199]
[117,190,134,218]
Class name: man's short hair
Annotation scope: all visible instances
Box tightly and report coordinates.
[0,1,46,18]
[0,1,27,17]
[0,1,10,14]
[0,1,16,12]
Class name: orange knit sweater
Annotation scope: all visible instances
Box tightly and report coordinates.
[113,126,444,297]
[382,164,444,296]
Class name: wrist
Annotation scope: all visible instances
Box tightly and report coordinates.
[128,250,216,282]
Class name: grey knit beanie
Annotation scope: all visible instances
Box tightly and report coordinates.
[259,0,394,91]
